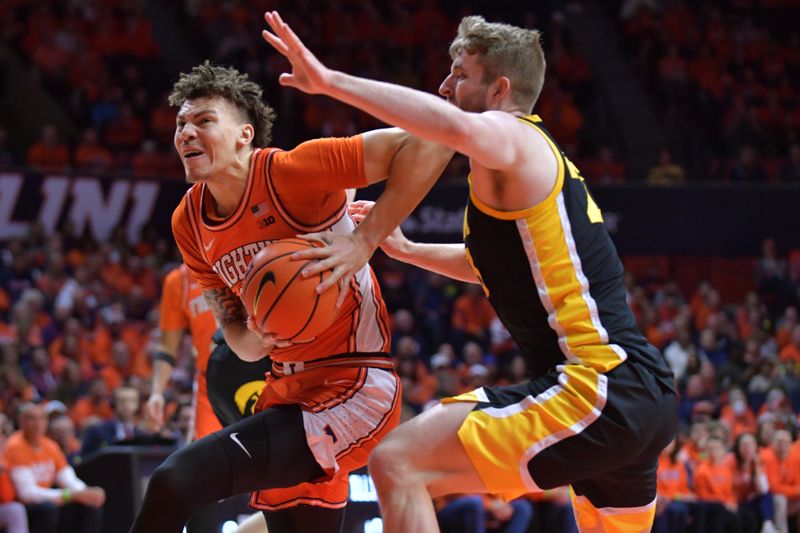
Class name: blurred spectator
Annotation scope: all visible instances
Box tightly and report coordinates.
[729,145,767,182]
[646,148,686,185]
[26,125,70,173]
[80,386,152,456]
[4,402,105,533]
[654,439,694,533]
[780,325,800,365]
[131,140,166,177]
[760,429,800,532]
[693,436,746,531]
[719,388,757,441]
[582,145,626,184]
[436,494,533,533]
[451,285,495,350]
[757,238,792,316]
[68,379,112,433]
[780,144,800,182]
[47,415,79,466]
[74,129,113,173]
[731,432,774,531]
[663,329,695,382]
[0,413,28,533]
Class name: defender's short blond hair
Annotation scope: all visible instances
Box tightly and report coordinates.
[449,16,546,112]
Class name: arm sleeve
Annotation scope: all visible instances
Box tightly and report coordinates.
[9,467,63,504]
[271,136,366,199]
[159,269,188,331]
[56,466,88,492]
[171,196,225,290]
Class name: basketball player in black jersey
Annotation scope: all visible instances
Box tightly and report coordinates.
[263,11,677,532]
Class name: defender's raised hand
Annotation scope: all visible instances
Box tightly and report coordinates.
[262,11,332,94]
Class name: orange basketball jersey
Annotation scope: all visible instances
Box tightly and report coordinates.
[172,137,391,365]
[159,264,217,370]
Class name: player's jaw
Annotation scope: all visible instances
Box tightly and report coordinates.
[178,142,211,183]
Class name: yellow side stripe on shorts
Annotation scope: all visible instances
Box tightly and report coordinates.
[570,490,657,533]
[455,365,607,498]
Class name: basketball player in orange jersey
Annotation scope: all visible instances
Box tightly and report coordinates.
[263,11,678,533]
[129,60,452,533]
[146,264,221,440]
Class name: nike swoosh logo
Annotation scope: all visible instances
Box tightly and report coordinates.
[323,378,353,387]
[253,271,276,316]
[204,238,216,251]
[229,432,251,458]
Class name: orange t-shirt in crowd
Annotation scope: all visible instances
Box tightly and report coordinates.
[26,142,70,173]
[0,455,16,503]
[780,343,800,365]
[3,432,66,488]
[657,456,694,499]
[694,457,737,506]
[68,398,113,429]
[451,294,496,337]
[171,139,391,369]
[719,405,757,439]
[760,447,800,498]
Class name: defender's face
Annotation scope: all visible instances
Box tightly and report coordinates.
[174,96,245,183]
[439,50,490,113]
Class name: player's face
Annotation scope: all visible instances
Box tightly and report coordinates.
[439,50,490,113]
[174,96,247,183]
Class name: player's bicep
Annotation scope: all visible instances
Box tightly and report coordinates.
[203,287,246,329]
[452,112,523,170]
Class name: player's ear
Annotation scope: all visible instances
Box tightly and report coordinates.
[491,76,512,101]
[239,124,255,147]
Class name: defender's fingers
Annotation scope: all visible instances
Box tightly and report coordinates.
[291,247,329,261]
[261,28,289,56]
[335,278,352,309]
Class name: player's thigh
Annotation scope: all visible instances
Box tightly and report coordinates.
[371,401,487,496]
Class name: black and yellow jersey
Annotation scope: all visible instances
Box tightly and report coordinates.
[463,115,672,384]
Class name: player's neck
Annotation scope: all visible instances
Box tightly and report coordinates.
[205,149,253,218]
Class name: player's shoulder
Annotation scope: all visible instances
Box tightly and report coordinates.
[163,265,185,287]
[171,185,201,230]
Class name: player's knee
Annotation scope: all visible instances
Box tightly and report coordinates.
[368,437,417,489]
[147,458,194,508]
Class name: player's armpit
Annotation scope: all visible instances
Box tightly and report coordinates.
[203,287,246,328]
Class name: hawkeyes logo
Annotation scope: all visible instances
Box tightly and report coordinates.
[234,380,265,416]
[253,271,276,316]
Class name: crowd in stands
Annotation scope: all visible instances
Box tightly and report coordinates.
[2,0,602,182]
[618,0,800,183]
[5,0,798,183]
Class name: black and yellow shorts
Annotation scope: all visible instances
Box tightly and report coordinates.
[444,360,676,531]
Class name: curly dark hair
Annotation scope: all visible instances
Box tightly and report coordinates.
[168,61,276,148]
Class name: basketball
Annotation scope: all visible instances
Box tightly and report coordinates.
[241,238,339,342]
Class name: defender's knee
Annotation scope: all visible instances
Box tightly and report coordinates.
[368,436,419,491]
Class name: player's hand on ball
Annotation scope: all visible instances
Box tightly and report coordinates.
[246,316,293,349]
[291,232,372,309]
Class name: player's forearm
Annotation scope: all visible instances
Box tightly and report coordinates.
[150,359,174,396]
[356,139,453,252]
[389,241,479,284]
[327,71,469,153]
